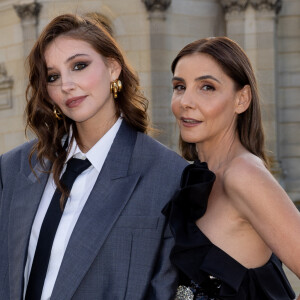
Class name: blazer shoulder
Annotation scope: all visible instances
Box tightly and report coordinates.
[1,139,37,176]
[135,132,187,169]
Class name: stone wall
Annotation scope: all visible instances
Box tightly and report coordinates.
[277,0,300,203]
[0,0,299,203]
[0,1,27,153]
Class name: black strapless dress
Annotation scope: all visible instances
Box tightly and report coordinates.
[163,160,295,300]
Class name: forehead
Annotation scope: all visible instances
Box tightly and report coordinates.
[44,36,99,64]
[175,53,224,76]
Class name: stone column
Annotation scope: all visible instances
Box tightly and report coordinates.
[277,0,300,203]
[220,0,248,47]
[13,2,41,141]
[14,2,41,58]
[142,0,174,147]
[248,0,282,177]
[220,0,282,177]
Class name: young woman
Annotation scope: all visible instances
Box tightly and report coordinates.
[0,14,187,300]
[163,37,300,299]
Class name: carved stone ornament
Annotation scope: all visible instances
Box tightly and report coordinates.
[0,63,13,110]
[142,0,172,12]
[249,0,282,13]
[219,0,248,13]
[13,2,41,20]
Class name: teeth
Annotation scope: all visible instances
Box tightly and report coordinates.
[183,119,198,123]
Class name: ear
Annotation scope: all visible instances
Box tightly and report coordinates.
[108,58,122,81]
[235,85,251,114]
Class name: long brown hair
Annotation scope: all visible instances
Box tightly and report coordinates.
[171,37,269,168]
[26,14,149,201]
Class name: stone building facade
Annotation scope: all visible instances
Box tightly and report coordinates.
[0,0,299,204]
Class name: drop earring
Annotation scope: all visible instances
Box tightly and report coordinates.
[53,106,62,120]
[110,79,122,99]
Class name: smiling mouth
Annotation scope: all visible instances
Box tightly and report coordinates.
[181,118,202,124]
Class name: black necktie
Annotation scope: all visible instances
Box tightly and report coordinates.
[25,158,91,300]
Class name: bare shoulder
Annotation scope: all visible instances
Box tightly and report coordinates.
[222,152,279,210]
[221,154,300,277]
[224,152,271,189]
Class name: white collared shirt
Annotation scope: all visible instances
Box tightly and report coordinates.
[23,118,122,300]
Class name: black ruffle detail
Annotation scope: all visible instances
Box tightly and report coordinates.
[162,160,296,299]
[162,160,216,224]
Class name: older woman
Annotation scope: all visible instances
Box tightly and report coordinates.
[164,37,300,299]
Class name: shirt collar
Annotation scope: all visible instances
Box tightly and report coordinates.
[66,117,123,173]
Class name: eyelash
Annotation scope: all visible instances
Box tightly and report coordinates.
[73,62,88,71]
[202,84,215,91]
[47,74,59,83]
[173,84,185,91]
[172,84,215,92]
[47,61,89,83]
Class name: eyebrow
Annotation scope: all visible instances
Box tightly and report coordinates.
[172,76,185,83]
[172,75,221,84]
[47,53,90,70]
[196,75,221,84]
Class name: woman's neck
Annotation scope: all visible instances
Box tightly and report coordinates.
[196,132,242,173]
[75,115,118,153]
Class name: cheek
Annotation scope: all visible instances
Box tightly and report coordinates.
[206,97,233,119]
[84,72,98,87]
[171,97,180,117]
[47,87,60,104]
[85,69,110,94]
[207,104,225,118]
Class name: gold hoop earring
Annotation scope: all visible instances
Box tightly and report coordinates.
[53,106,62,120]
[110,79,122,99]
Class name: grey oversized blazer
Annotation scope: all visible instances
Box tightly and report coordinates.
[0,120,187,300]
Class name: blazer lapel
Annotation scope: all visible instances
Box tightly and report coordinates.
[51,121,139,300]
[8,163,49,300]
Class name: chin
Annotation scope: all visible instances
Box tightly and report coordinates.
[67,111,93,123]
[180,134,202,144]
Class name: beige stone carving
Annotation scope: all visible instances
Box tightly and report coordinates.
[249,0,282,13]
[0,63,13,110]
[142,0,171,12]
[219,0,248,13]
[13,2,41,20]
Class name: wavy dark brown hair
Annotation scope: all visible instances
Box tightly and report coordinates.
[171,37,269,168]
[26,14,149,203]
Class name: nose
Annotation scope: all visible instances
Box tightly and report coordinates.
[179,88,196,110]
[61,80,76,92]
[58,70,77,92]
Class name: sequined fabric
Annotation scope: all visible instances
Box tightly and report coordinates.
[175,285,194,300]
[175,278,222,300]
